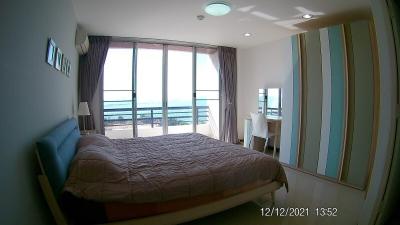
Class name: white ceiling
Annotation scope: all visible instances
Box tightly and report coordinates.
[72,0,370,48]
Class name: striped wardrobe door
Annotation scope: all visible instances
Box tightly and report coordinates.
[286,20,375,189]
[341,21,375,188]
[317,25,347,178]
[300,30,323,173]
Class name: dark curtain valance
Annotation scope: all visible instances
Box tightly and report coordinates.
[218,46,239,144]
[78,36,110,131]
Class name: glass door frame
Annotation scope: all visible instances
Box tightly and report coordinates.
[132,43,138,137]
[192,46,197,133]
[129,42,220,138]
[162,44,168,135]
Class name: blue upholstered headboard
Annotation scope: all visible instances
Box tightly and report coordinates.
[36,118,81,199]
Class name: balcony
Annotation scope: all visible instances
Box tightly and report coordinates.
[104,104,218,139]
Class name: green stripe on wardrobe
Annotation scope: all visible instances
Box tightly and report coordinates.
[346,21,374,187]
[302,30,323,173]
[325,25,346,179]
[289,35,300,166]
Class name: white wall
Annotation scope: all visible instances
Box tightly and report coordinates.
[237,37,293,139]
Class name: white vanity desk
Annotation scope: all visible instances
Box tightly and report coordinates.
[243,115,282,158]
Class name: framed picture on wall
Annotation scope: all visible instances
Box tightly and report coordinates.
[55,48,63,71]
[46,38,56,66]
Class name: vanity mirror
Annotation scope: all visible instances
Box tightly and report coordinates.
[258,88,282,116]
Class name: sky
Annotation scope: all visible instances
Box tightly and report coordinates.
[103,47,219,107]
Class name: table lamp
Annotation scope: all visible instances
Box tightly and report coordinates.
[78,102,91,134]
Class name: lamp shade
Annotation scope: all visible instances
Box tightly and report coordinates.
[78,102,91,116]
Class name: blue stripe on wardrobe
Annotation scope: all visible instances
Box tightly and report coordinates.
[325,25,346,178]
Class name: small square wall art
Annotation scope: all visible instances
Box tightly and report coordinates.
[46,38,56,66]
[55,48,63,71]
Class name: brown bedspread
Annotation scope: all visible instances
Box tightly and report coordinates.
[64,133,287,204]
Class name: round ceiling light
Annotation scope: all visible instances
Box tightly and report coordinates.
[302,14,313,19]
[244,33,251,37]
[204,2,231,16]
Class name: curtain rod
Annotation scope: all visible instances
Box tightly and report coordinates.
[111,36,218,49]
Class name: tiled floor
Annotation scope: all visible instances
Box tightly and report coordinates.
[183,166,365,225]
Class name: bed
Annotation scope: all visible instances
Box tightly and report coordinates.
[36,118,287,225]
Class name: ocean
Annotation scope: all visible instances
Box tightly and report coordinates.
[104,100,209,125]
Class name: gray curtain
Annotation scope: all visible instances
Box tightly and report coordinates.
[218,46,239,143]
[78,36,110,131]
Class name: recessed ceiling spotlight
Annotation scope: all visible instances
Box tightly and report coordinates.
[302,14,313,19]
[204,2,231,16]
[244,33,251,37]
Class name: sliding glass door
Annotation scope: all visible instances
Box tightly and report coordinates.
[103,42,219,139]
[103,42,134,139]
[167,46,193,134]
[196,48,220,139]
[135,43,164,137]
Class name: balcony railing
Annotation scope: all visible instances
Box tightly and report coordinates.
[258,106,282,116]
[104,103,210,127]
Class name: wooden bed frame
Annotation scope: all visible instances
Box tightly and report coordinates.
[36,118,282,225]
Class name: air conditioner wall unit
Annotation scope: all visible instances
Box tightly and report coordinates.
[75,26,89,55]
